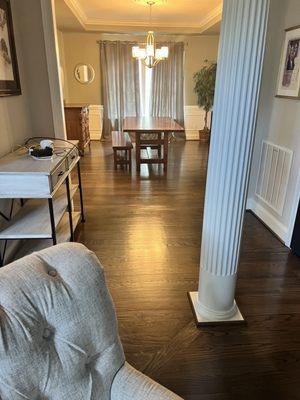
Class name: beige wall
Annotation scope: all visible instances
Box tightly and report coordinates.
[15,0,57,137]
[184,36,220,105]
[0,0,66,153]
[0,0,33,157]
[1,0,67,155]
[60,32,102,104]
[248,0,300,244]
[58,32,219,106]
[1,0,59,156]
[0,0,66,260]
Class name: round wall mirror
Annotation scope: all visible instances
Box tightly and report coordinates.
[74,64,95,85]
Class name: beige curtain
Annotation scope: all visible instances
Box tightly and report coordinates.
[100,41,141,139]
[151,42,185,138]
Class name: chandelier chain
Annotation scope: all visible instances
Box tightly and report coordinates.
[149,3,152,28]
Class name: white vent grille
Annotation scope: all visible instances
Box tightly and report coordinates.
[255,141,293,216]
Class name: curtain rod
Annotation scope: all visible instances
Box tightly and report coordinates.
[97,39,186,45]
[95,31,215,38]
[97,40,139,45]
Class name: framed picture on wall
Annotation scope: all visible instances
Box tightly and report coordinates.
[276,25,300,99]
[0,0,21,97]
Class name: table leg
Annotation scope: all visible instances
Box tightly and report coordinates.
[48,198,57,245]
[158,132,162,159]
[163,132,168,172]
[136,133,141,172]
[66,175,74,242]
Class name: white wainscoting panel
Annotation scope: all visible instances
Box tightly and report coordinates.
[255,140,293,216]
[184,106,211,140]
[89,105,103,140]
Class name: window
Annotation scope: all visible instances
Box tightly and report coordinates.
[138,61,153,117]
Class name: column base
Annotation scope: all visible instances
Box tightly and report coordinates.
[188,291,245,326]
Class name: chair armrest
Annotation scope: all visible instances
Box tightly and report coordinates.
[111,362,183,400]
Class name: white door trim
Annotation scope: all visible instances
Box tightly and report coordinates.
[40,0,66,140]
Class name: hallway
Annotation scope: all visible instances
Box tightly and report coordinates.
[75,141,300,399]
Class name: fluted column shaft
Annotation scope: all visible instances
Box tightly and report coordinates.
[194,0,270,322]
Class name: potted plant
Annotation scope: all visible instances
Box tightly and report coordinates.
[194,61,217,142]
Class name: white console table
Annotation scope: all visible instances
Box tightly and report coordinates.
[0,141,85,266]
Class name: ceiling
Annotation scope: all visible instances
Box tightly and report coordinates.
[55,0,222,34]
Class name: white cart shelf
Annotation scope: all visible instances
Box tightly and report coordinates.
[0,141,85,266]
[0,185,78,239]
[14,212,81,260]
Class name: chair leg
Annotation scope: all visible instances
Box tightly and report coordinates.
[124,150,127,170]
[163,132,168,172]
[136,134,141,172]
[113,150,117,170]
[129,149,132,171]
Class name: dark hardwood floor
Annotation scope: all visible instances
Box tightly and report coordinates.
[75,141,300,400]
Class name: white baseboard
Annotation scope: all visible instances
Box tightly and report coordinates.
[246,197,289,244]
[184,105,211,141]
[89,105,103,141]
[185,130,199,140]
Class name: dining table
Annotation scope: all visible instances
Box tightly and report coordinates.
[123,116,185,172]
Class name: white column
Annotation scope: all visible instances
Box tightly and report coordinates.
[189,0,270,324]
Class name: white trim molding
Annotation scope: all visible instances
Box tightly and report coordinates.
[64,0,86,29]
[198,4,223,34]
[89,105,103,141]
[246,197,289,244]
[184,106,210,141]
[41,0,67,140]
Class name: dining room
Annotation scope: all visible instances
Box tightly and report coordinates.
[55,0,221,178]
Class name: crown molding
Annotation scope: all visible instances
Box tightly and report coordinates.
[198,4,223,33]
[84,18,217,29]
[63,0,87,28]
[63,0,222,34]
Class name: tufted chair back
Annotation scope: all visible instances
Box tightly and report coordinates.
[0,243,125,400]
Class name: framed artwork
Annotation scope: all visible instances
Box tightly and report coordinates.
[276,25,300,99]
[0,0,21,97]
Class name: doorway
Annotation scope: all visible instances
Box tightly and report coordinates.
[291,200,300,257]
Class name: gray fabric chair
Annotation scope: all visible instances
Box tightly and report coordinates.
[0,243,182,400]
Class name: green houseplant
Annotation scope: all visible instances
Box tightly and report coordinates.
[194,61,217,142]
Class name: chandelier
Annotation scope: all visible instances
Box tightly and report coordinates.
[132,1,169,68]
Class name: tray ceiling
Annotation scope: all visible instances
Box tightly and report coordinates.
[55,0,222,34]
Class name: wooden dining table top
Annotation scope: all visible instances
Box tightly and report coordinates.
[123,117,185,132]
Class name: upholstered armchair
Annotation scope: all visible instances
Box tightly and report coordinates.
[0,243,182,399]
